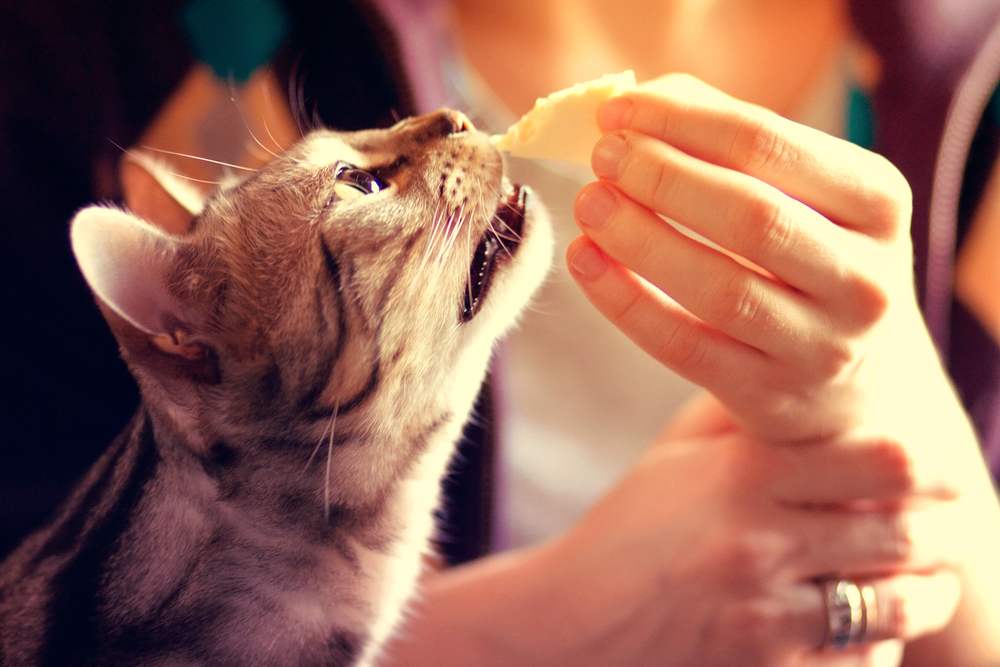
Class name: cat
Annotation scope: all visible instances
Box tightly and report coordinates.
[0,109,551,666]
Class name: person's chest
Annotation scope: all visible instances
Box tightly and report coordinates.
[448,0,851,119]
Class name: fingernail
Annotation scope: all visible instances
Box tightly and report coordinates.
[575,184,616,229]
[592,133,628,179]
[568,241,608,280]
[598,97,634,130]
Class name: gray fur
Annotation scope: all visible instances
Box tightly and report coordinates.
[0,112,551,666]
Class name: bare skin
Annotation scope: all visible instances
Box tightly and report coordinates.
[124,1,1000,664]
[383,2,1000,666]
[448,0,849,118]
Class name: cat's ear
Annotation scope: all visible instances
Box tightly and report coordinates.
[120,152,205,234]
[70,206,211,369]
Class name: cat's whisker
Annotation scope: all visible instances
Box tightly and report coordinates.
[426,210,449,282]
[303,409,336,472]
[246,143,275,163]
[482,187,524,243]
[465,206,474,308]
[477,184,521,258]
[430,207,457,272]
[481,183,525,242]
[442,205,465,258]
[524,300,555,316]
[418,201,445,273]
[287,56,307,139]
[486,218,515,261]
[297,74,314,133]
[139,146,258,172]
[323,403,340,521]
[437,205,465,266]
[492,214,523,242]
[473,187,489,230]
[427,204,449,266]
[227,81,284,162]
[107,140,227,186]
[161,172,223,186]
[259,79,291,152]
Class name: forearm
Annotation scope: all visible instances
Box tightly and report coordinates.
[903,468,1000,666]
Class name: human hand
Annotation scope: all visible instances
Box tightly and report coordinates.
[561,75,1000,665]
[552,424,963,667]
[565,74,963,446]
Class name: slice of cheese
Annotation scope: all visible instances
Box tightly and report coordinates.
[491,70,637,165]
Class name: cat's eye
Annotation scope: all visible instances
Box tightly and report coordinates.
[333,161,385,201]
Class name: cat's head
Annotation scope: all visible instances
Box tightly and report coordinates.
[71,110,551,503]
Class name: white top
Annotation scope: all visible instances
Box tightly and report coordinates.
[444,53,851,550]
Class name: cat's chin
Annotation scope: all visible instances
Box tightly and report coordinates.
[461,183,552,345]
[461,181,528,322]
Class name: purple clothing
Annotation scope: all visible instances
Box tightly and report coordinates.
[852,1,1000,473]
[373,0,1000,483]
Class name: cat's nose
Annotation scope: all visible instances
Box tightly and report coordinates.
[417,110,476,139]
[442,110,475,134]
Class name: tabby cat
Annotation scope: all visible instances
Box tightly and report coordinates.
[0,109,551,666]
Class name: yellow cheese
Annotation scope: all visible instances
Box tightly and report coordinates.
[491,70,637,165]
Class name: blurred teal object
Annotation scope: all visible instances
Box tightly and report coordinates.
[182,0,289,83]
[846,85,875,149]
[988,85,1000,127]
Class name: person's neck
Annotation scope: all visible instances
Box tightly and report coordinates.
[449,0,849,118]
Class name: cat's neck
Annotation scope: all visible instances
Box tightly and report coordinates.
[128,405,462,664]
[3,405,461,665]
[133,406,461,665]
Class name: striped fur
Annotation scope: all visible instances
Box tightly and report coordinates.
[0,111,551,666]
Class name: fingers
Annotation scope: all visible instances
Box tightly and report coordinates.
[858,572,961,643]
[784,503,960,575]
[571,181,832,363]
[799,640,903,667]
[792,572,961,651]
[767,438,957,505]
[732,571,958,663]
[597,73,912,240]
[588,130,858,304]
[585,130,891,332]
[565,236,770,391]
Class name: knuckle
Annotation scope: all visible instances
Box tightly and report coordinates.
[648,151,680,208]
[717,531,790,582]
[737,191,794,258]
[608,283,645,330]
[730,114,789,173]
[630,236,658,276]
[863,156,913,236]
[880,593,912,639]
[879,512,916,563]
[810,337,857,380]
[869,437,917,495]
[710,272,763,331]
[841,269,890,328]
[656,321,710,373]
[622,221,660,275]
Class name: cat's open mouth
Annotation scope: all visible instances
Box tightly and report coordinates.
[461,184,527,322]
